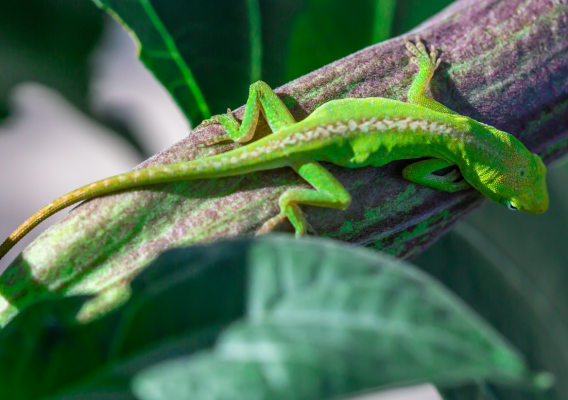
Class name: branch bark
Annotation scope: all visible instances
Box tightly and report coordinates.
[1,0,567,324]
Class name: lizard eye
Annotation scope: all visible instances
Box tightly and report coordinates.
[506,200,518,211]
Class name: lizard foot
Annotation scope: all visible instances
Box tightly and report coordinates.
[404,36,441,72]
[256,213,288,236]
[437,167,461,182]
[434,168,471,192]
[196,108,242,147]
[193,114,223,131]
[215,108,240,127]
[256,211,318,238]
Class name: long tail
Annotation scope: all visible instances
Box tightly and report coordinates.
[0,144,289,261]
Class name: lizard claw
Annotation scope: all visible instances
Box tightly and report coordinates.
[404,36,441,71]
[195,109,243,147]
[415,36,427,53]
[256,213,287,236]
[256,212,318,237]
[194,109,238,132]
[193,117,220,131]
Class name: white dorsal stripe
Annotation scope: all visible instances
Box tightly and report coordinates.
[196,117,453,167]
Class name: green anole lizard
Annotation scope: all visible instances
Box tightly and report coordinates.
[0,38,549,262]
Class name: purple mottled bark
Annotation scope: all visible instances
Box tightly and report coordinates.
[0,0,567,323]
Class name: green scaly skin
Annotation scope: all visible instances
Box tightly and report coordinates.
[0,38,548,261]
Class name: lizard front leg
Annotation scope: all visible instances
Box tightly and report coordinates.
[198,80,296,146]
[405,37,457,116]
[257,161,352,237]
[403,158,470,192]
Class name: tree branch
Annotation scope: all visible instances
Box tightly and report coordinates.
[1,0,567,323]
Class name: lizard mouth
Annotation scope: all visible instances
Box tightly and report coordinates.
[502,198,548,214]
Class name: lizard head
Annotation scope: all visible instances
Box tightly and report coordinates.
[495,152,548,214]
[465,131,548,214]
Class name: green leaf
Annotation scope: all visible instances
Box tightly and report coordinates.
[0,296,96,400]
[284,0,397,82]
[105,241,249,360]
[90,0,310,125]
[0,242,251,400]
[88,0,310,125]
[92,0,453,126]
[391,0,455,36]
[128,236,534,399]
[414,161,568,400]
[92,0,213,123]
[0,236,536,399]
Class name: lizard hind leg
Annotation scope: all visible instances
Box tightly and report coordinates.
[257,161,352,238]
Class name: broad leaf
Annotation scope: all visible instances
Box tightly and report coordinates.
[93,0,213,124]
[0,236,538,399]
[285,0,455,82]
[131,236,538,399]
[0,297,96,400]
[0,241,249,400]
[90,0,408,126]
[285,0,397,82]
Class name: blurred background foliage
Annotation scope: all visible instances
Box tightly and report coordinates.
[0,0,103,120]
[1,0,566,399]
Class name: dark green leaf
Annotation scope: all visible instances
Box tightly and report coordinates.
[284,0,397,82]
[391,0,455,36]
[131,236,534,400]
[1,236,536,399]
[0,241,250,400]
[90,0,404,125]
[0,297,96,400]
[106,242,250,360]
[93,0,214,123]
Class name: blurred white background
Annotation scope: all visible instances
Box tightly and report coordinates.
[0,18,442,400]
